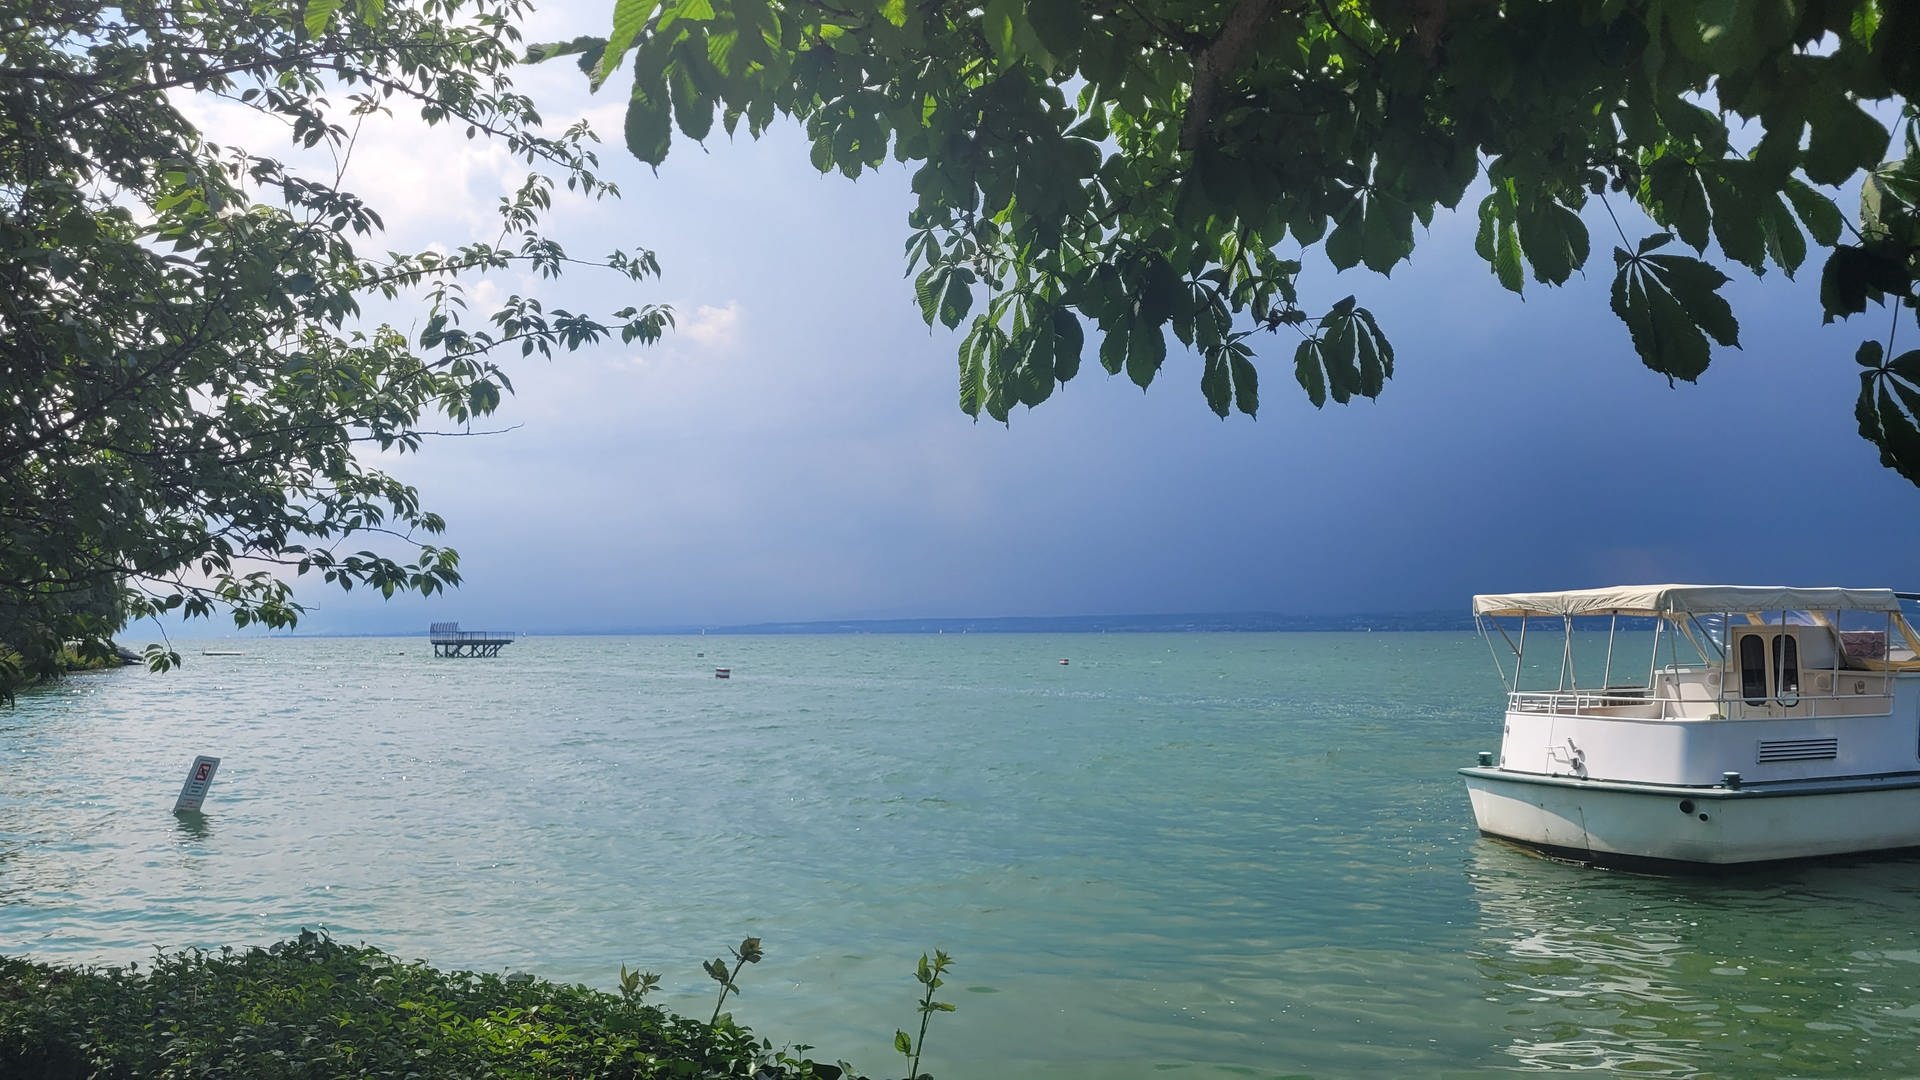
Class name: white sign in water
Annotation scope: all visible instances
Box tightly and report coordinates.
[174,755,220,813]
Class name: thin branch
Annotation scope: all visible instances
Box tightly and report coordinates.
[1180,0,1288,152]
[1598,189,1633,248]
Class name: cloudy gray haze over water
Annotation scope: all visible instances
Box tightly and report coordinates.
[179,10,1920,636]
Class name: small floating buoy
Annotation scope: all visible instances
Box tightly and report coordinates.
[715,667,731,679]
[1059,658,1069,665]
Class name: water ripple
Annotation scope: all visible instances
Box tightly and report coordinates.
[3,634,1919,1077]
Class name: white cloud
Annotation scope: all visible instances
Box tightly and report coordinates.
[680,301,745,352]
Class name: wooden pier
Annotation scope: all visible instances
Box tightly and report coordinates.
[429,622,516,658]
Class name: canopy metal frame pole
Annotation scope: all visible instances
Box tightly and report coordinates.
[1649,616,1664,717]
[1559,616,1574,693]
[1481,616,1518,692]
[1516,616,1529,694]
[1602,613,1618,691]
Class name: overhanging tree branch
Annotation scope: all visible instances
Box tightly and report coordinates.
[1179,0,1285,152]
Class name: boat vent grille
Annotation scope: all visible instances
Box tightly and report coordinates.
[1755,737,1839,763]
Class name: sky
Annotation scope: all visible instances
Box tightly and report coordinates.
[185,8,1920,635]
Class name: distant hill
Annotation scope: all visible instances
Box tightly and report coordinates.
[250,611,1483,638]
[600,611,1478,635]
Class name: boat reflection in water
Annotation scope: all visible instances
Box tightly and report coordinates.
[1465,841,1920,1075]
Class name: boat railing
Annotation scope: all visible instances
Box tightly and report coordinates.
[428,621,514,644]
[1508,677,1894,720]
[1508,690,1658,715]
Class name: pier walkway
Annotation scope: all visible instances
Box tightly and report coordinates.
[429,622,516,658]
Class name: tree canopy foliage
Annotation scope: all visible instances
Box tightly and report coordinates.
[554,0,1920,481]
[0,0,667,698]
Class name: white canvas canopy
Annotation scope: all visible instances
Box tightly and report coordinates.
[1471,584,1903,618]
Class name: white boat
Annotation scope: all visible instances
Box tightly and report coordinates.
[1461,584,1920,868]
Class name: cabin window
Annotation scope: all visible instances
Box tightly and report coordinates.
[1739,634,1767,705]
[1772,635,1800,706]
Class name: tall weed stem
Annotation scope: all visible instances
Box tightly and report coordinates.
[704,937,762,1025]
[894,950,954,1080]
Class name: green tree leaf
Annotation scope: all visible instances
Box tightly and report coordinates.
[596,0,663,88]
[1759,193,1809,277]
[914,264,975,329]
[305,0,343,36]
[1098,319,1167,389]
[1645,156,1712,253]
[624,69,673,166]
[1475,188,1524,294]
[982,0,1022,62]
[1819,243,1909,322]
[1859,377,1920,484]
[1026,0,1086,59]
[1329,189,1415,275]
[1201,350,1231,417]
[1360,191,1416,275]
[1667,0,1796,71]
[1010,320,1058,409]
[1136,256,1184,326]
[1804,93,1891,185]
[1047,305,1083,385]
[1610,245,1739,382]
[978,319,1016,421]
[1515,197,1589,286]
[958,333,986,418]
[1294,338,1327,408]
[1783,178,1845,245]
[1230,349,1259,417]
[1317,302,1394,399]
[670,61,714,142]
[1702,163,1768,274]
[1862,164,1920,248]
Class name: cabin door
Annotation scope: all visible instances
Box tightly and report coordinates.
[1733,630,1803,717]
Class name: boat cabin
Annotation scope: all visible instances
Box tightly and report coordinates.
[1463,585,1920,865]
[1472,585,1920,787]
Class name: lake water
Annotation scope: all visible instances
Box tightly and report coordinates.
[4,633,1920,1077]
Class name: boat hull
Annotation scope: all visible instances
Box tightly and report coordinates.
[1461,767,1920,866]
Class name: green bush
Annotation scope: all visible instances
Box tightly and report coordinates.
[0,931,865,1079]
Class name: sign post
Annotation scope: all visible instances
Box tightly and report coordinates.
[174,755,220,813]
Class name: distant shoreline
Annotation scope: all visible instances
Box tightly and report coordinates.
[190,611,1482,638]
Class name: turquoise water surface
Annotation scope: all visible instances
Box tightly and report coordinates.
[4,633,1919,1077]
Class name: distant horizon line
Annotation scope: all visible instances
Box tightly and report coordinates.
[176,609,1483,638]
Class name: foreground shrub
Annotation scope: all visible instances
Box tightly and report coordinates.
[0,931,861,1079]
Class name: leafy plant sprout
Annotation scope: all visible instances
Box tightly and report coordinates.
[704,936,763,1024]
[617,963,661,1005]
[894,950,954,1080]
